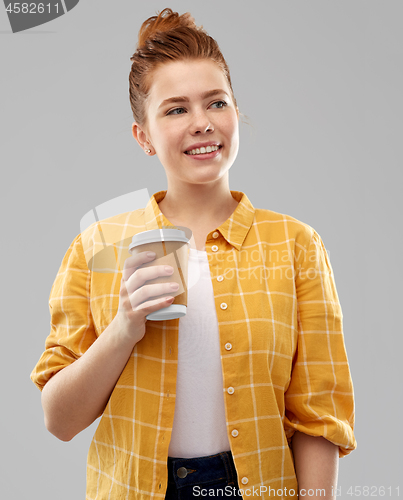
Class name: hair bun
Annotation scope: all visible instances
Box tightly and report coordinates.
[138,7,200,47]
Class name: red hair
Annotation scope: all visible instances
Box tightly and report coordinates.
[129,8,238,127]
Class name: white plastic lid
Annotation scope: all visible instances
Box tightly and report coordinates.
[129,228,189,251]
[146,304,187,321]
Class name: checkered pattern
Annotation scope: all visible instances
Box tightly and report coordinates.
[31,190,356,499]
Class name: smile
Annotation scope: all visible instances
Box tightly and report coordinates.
[185,145,221,155]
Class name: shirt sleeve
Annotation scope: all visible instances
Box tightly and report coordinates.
[30,233,98,391]
[284,230,357,457]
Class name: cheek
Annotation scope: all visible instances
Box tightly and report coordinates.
[159,123,184,148]
[151,129,172,159]
[222,113,239,139]
[228,120,239,147]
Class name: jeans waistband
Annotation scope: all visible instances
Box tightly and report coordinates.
[167,451,238,489]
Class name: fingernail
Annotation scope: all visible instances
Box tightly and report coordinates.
[165,266,174,273]
[147,252,156,258]
[170,283,179,290]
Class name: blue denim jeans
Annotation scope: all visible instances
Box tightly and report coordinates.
[165,451,241,500]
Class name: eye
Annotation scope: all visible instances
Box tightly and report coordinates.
[167,107,185,116]
[211,100,228,109]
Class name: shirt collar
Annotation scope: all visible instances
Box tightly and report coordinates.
[144,190,256,251]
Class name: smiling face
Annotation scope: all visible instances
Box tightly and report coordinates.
[133,59,239,188]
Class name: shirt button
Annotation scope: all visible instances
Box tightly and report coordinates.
[225,343,232,351]
[227,387,235,395]
[241,477,248,485]
[220,303,227,310]
[212,231,219,239]
[211,245,219,252]
[231,429,239,437]
[217,275,224,282]
[177,467,188,478]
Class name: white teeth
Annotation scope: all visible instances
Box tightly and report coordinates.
[186,145,220,155]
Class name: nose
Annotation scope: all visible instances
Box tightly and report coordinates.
[190,109,214,135]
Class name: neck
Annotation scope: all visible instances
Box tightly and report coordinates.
[158,179,237,226]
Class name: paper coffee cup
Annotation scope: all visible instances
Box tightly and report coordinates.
[128,228,190,321]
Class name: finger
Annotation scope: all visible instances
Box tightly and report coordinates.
[128,281,180,310]
[125,264,174,295]
[122,251,156,281]
[135,295,175,313]
[119,277,175,317]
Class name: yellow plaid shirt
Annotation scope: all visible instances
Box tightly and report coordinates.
[31,190,356,500]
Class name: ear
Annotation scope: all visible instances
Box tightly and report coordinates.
[132,122,154,155]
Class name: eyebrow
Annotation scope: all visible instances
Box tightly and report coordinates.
[158,89,229,109]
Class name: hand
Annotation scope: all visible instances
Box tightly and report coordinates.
[115,251,179,344]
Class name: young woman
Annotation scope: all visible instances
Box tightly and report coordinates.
[31,8,356,500]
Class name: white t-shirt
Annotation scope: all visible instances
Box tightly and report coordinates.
[168,248,231,458]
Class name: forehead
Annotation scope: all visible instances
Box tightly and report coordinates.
[147,59,230,107]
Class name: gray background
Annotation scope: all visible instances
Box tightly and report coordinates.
[1,1,402,498]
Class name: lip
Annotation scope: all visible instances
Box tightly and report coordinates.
[184,141,221,154]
